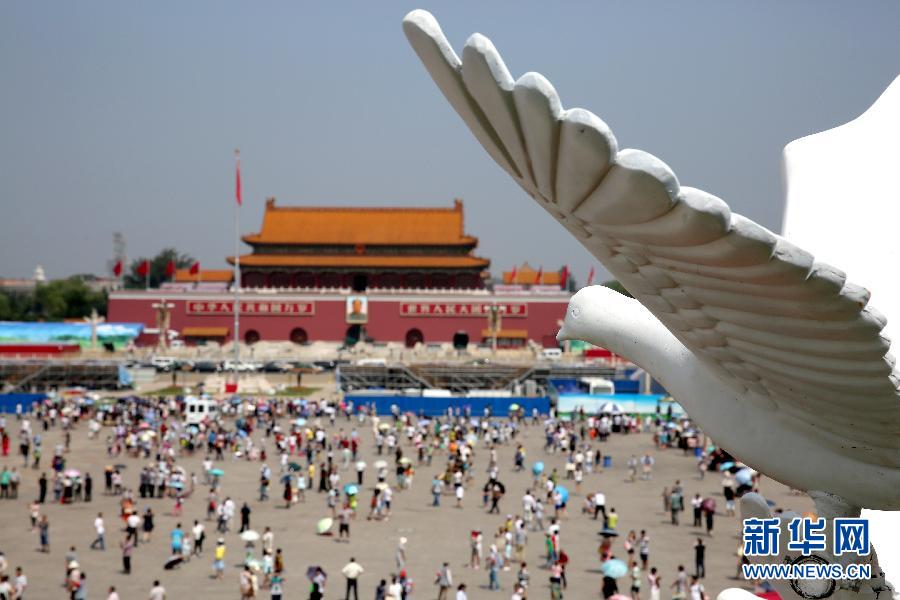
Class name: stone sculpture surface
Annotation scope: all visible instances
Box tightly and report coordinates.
[402,10,899,599]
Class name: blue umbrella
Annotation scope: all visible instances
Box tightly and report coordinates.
[295,418,307,427]
[554,485,569,504]
[718,461,735,472]
[532,462,544,476]
[735,467,753,486]
[602,559,628,579]
[344,484,359,496]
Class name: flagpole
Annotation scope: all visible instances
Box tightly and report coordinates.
[234,149,241,370]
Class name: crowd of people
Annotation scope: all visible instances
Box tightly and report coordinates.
[0,387,781,600]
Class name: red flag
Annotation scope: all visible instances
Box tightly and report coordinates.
[136,260,150,277]
[165,260,176,277]
[587,266,595,286]
[112,260,123,277]
[560,265,569,288]
[535,266,543,285]
[189,261,200,276]
[235,149,242,206]
[509,265,517,284]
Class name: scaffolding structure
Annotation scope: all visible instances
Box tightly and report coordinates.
[337,362,616,394]
[0,360,123,392]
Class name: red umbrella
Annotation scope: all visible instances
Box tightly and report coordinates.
[702,498,717,512]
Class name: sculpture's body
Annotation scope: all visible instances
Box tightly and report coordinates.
[403,10,899,599]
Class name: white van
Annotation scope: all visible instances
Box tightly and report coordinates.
[184,395,218,424]
[540,348,563,361]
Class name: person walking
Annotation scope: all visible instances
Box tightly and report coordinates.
[240,502,251,533]
[13,566,26,600]
[341,557,363,600]
[702,501,715,536]
[638,531,650,570]
[149,580,167,600]
[691,494,703,528]
[455,583,467,600]
[120,536,134,574]
[213,538,226,579]
[192,520,205,556]
[669,488,683,525]
[436,562,452,600]
[38,515,49,553]
[338,504,352,541]
[170,523,184,556]
[37,474,47,504]
[689,575,706,600]
[694,539,706,578]
[90,513,105,550]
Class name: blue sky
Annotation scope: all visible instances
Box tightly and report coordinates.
[1,1,898,283]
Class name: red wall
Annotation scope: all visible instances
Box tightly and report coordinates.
[108,291,569,346]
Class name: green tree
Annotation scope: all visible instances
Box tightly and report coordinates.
[124,248,195,289]
[32,278,107,320]
[601,279,633,298]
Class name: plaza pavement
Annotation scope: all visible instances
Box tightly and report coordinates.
[0,382,812,599]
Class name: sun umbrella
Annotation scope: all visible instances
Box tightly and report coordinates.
[355,461,366,471]
[378,423,390,430]
[609,594,633,600]
[374,460,388,470]
[702,498,717,513]
[288,462,302,472]
[294,418,307,427]
[240,530,261,542]
[735,467,753,486]
[599,402,624,415]
[306,566,326,581]
[344,484,359,496]
[398,457,411,465]
[532,461,544,475]
[138,422,152,430]
[554,485,569,504]
[316,518,333,535]
[509,403,520,411]
[210,468,225,477]
[718,461,736,472]
[602,559,628,579]
[64,468,81,478]
[375,482,389,491]
[599,529,619,537]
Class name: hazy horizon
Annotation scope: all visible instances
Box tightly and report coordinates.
[2,1,898,283]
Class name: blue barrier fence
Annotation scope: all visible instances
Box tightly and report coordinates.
[0,393,45,413]
[344,394,550,417]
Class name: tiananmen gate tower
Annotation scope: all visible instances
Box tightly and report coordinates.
[108,198,571,348]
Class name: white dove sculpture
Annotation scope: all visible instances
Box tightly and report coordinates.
[402,9,899,600]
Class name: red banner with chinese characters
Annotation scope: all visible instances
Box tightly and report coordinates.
[187,301,315,316]
[399,302,527,317]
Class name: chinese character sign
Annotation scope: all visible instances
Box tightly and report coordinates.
[833,519,870,557]
[787,518,827,556]
[743,518,781,557]
[742,518,870,558]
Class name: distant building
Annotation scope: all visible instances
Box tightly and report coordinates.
[227,197,489,290]
[108,198,568,348]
